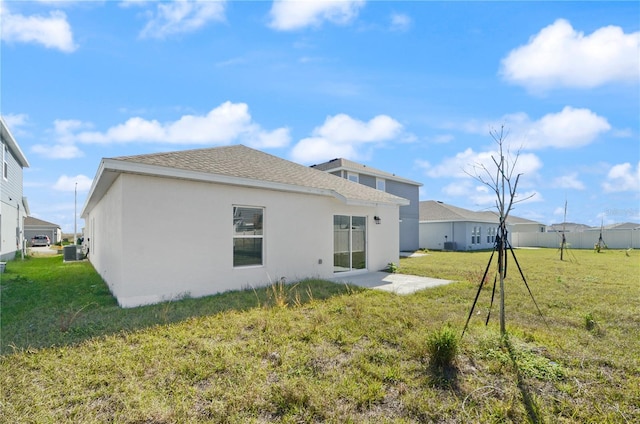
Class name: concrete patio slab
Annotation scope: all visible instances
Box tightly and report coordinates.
[330,271,454,295]
[400,251,429,258]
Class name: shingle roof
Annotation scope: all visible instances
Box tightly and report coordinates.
[506,215,543,225]
[547,222,592,232]
[603,222,640,230]
[419,200,495,222]
[109,145,408,206]
[311,157,422,186]
[419,200,542,226]
[25,216,60,227]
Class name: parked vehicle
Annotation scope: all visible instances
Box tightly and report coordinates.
[31,235,51,247]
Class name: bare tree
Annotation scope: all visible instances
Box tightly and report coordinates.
[465,126,534,336]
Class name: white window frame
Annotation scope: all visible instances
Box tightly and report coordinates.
[376,178,386,191]
[347,172,359,183]
[471,226,482,245]
[3,143,8,180]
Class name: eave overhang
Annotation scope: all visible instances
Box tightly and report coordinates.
[82,159,409,217]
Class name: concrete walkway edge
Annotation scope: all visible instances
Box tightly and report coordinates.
[330,271,454,295]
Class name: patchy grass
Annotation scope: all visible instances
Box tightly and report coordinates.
[0,256,354,353]
[1,249,639,423]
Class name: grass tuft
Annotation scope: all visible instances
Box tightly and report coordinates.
[426,325,459,369]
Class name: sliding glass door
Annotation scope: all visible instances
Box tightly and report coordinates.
[333,215,366,273]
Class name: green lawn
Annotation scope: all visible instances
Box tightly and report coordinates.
[1,249,639,423]
[0,256,351,353]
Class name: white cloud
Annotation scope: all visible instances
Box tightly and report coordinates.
[528,107,610,149]
[602,162,640,193]
[553,173,585,190]
[442,180,472,197]
[139,0,226,39]
[268,0,365,31]
[291,113,403,163]
[53,174,93,192]
[471,188,541,208]
[31,119,90,159]
[440,178,541,207]
[390,13,411,32]
[30,119,89,159]
[31,143,84,159]
[315,113,401,142]
[463,107,610,150]
[2,113,29,129]
[513,190,543,205]
[427,134,454,144]
[1,113,31,137]
[53,119,93,143]
[418,147,543,180]
[501,19,640,91]
[56,102,291,149]
[0,5,77,52]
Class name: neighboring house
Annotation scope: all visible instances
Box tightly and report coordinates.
[418,200,545,251]
[419,200,503,251]
[81,145,409,308]
[600,222,640,231]
[24,216,63,245]
[547,222,592,233]
[507,215,547,233]
[0,117,30,261]
[311,158,422,252]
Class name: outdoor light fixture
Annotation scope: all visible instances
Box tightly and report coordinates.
[374,216,381,224]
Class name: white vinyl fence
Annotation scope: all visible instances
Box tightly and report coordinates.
[511,230,640,249]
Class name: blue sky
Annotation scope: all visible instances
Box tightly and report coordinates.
[1,0,638,233]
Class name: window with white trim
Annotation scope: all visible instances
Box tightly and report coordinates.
[347,172,359,183]
[376,178,386,191]
[488,227,496,244]
[233,206,264,267]
[471,226,482,244]
[3,143,8,180]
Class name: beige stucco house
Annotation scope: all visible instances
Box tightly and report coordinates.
[82,145,409,307]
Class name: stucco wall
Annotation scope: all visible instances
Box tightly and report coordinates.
[420,221,511,251]
[86,176,125,297]
[419,222,451,250]
[87,173,400,307]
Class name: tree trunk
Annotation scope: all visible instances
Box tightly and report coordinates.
[498,235,506,335]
